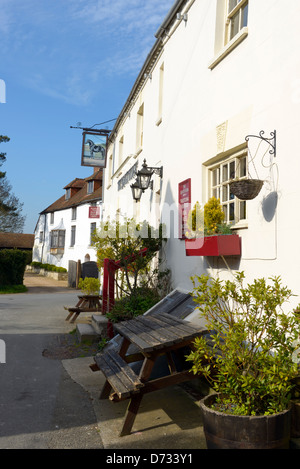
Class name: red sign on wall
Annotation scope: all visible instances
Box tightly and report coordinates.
[89,206,100,218]
[178,178,191,239]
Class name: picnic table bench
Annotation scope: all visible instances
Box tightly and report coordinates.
[64,295,102,323]
[91,311,207,436]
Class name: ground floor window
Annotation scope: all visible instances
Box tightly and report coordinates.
[208,148,247,225]
[50,229,65,248]
[90,222,96,244]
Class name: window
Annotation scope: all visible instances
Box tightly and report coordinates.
[136,103,144,153]
[90,222,96,244]
[50,212,54,225]
[39,231,44,243]
[226,0,248,44]
[87,181,94,194]
[156,63,164,126]
[65,188,71,200]
[209,150,247,225]
[50,230,65,248]
[118,135,124,167]
[70,226,76,247]
[209,0,249,69]
[71,207,77,220]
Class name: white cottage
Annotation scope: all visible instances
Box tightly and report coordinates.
[33,169,102,270]
[101,0,300,306]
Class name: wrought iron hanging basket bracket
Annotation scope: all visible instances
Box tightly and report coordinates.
[245,130,276,157]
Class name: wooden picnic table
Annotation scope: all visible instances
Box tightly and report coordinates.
[65,295,102,323]
[91,312,207,436]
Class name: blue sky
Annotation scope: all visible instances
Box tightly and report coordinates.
[0,0,174,233]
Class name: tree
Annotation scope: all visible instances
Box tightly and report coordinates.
[0,136,25,232]
[92,218,166,296]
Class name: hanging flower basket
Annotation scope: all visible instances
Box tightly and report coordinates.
[229,179,264,200]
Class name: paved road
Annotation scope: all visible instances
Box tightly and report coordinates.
[0,273,103,449]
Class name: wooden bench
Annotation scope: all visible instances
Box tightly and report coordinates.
[91,312,207,436]
[94,349,144,402]
[64,295,102,322]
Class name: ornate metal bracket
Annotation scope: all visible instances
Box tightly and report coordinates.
[245,130,276,157]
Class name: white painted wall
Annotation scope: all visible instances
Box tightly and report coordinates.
[47,0,300,309]
[33,202,101,269]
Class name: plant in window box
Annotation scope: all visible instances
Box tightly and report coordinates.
[186,272,300,449]
[185,197,241,256]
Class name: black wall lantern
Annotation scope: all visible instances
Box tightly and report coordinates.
[131,159,163,202]
[131,178,143,202]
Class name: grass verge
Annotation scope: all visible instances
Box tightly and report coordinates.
[0,284,28,294]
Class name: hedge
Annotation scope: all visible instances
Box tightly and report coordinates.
[30,261,67,273]
[0,249,28,286]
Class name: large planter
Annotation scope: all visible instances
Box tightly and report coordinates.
[185,234,241,257]
[229,179,264,200]
[200,394,291,449]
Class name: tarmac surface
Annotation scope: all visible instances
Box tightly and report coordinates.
[0,272,207,452]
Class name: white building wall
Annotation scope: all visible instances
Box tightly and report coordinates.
[33,203,101,270]
[99,0,300,308]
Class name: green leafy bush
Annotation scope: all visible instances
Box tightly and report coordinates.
[0,249,28,285]
[107,287,160,323]
[30,261,67,273]
[78,277,100,296]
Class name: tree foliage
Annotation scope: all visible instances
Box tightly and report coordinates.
[0,135,25,232]
[92,218,166,296]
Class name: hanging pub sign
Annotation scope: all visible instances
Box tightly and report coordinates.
[178,178,191,239]
[81,131,108,168]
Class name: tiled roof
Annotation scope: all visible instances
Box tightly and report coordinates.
[0,233,34,249]
[41,169,103,214]
[63,178,85,189]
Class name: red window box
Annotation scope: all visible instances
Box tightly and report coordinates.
[185,234,241,257]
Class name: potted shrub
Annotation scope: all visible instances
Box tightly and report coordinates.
[186,272,300,449]
[185,197,241,256]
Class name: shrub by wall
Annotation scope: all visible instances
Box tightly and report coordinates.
[0,249,28,286]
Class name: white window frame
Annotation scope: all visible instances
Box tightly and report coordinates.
[50,229,65,249]
[226,0,249,44]
[87,181,94,194]
[208,0,249,70]
[71,207,77,220]
[207,148,248,228]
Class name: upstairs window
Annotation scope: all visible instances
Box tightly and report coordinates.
[226,0,248,43]
[71,207,77,220]
[65,188,71,200]
[87,181,94,194]
[136,103,144,153]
